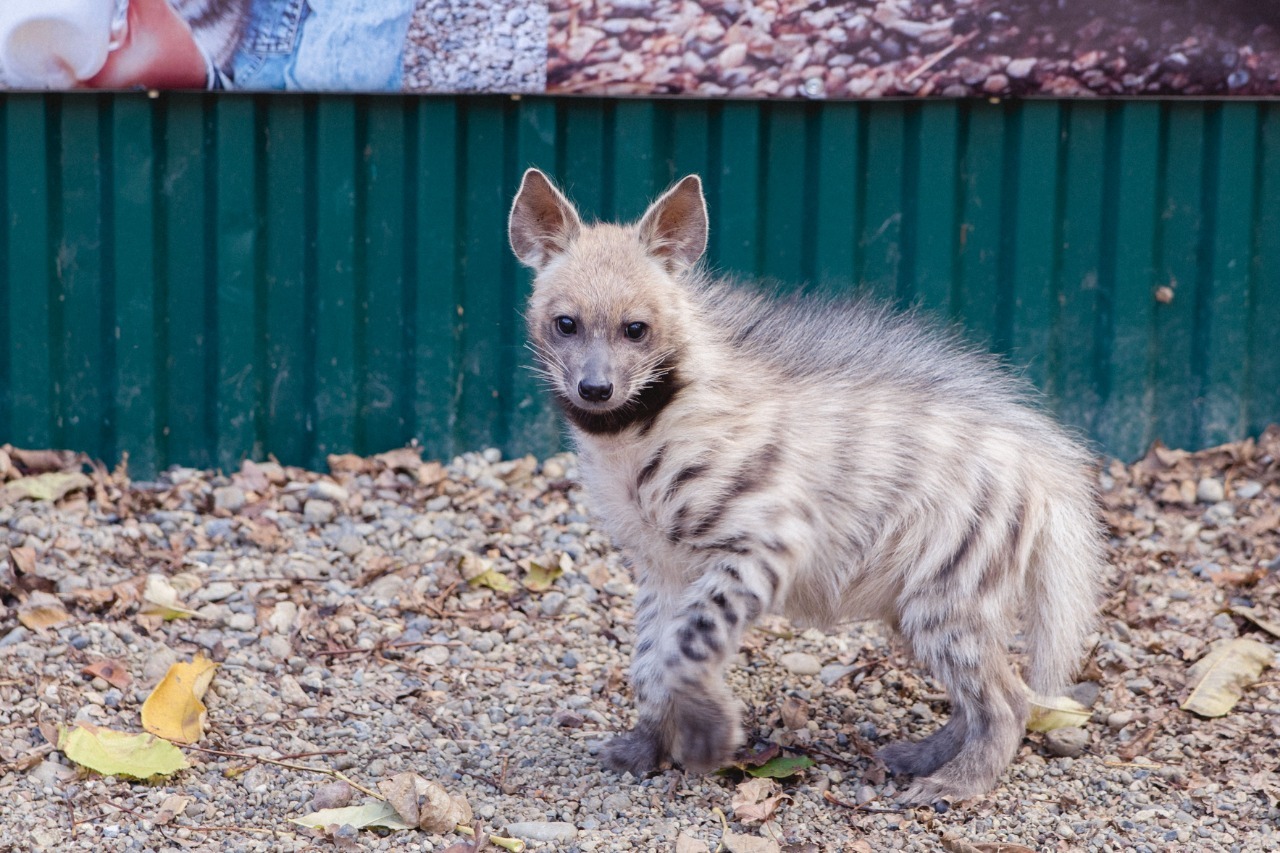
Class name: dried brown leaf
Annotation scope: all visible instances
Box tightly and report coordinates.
[374,446,424,472]
[8,448,79,474]
[327,453,371,476]
[17,592,71,631]
[154,794,193,825]
[731,777,788,823]
[1232,607,1280,638]
[81,658,133,690]
[1182,638,1275,717]
[779,696,809,730]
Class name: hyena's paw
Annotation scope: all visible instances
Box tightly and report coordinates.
[669,693,742,773]
[602,723,666,776]
[878,719,967,778]
[899,770,991,806]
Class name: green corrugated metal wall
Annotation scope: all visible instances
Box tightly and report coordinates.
[1,93,1278,477]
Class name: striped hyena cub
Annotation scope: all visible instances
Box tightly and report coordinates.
[507,169,1105,802]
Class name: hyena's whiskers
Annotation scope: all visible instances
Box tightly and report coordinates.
[509,168,1105,805]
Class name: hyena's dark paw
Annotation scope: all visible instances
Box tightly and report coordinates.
[669,693,742,774]
[602,724,666,776]
[879,719,967,778]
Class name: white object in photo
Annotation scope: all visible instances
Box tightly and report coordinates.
[0,0,128,88]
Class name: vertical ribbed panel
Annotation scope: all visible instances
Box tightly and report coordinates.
[1,93,1277,476]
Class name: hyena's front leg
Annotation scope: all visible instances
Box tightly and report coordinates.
[604,555,776,775]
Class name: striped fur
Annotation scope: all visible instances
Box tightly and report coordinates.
[170,0,250,70]
[509,170,1106,803]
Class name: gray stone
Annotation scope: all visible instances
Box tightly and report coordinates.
[1196,478,1225,504]
[196,581,238,602]
[504,821,578,843]
[310,781,354,810]
[303,499,336,525]
[212,485,246,512]
[1106,710,1135,729]
[307,480,350,504]
[779,652,822,676]
[1045,726,1089,757]
[1006,57,1037,78]
[1235,480,1263,500]
[540,591,567,617]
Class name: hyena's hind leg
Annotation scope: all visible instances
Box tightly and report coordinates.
[885,602,1029,803]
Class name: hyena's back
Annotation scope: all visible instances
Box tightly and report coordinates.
[678,281,1101,695]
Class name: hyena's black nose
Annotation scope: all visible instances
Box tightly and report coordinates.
[578,380,614,402]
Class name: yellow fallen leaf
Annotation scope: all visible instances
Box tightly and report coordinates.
[1182,638,1275,717]
[58,723,188,779]
[1027,694,1091,732]
[290,801,414,832]
[460,554,516,594]
[0,471,91,503]
[141,653,220,744]
[521,556,564,593]
[140,574,201,621]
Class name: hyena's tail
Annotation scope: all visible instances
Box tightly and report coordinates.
[1022,480,1106,696]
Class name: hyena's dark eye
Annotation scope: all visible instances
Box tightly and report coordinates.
[624,321,648,341]
[555,316,577,335]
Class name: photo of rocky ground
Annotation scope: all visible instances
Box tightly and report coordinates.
[403,0,547,93]
[548,0,1280,98]
[0,430,1278,850]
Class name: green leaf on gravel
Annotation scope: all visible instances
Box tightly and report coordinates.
[1027,695,1091,732]
[745,754,815,778]
[290,801,414,832]
[58,723,189,779]
[1181,638,1275,717]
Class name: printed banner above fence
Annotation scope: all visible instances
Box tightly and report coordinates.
[0,1,1276,96]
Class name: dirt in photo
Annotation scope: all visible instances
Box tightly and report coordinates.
[403,0,547,93]
[548,0,1280,98]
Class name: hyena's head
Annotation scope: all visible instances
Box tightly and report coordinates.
[508,169,707,435]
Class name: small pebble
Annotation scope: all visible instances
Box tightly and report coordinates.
[1235,480,1262,499]
[307,481,350,504]
[1045,726,1089,757]
[212,485,246,512]
[1107,710,1135,730]
[310,781,354,810]
[1196,478,1225,503]
[303,499,337,525]
[779,652,822,676]
[504,821,579,843]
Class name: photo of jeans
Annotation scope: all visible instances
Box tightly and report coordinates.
[231,0,415,91]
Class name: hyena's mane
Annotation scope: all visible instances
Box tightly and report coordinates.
[690,273,1039,415]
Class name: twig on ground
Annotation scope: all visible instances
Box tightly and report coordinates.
[822,789,910,814]
[902,31,979,84]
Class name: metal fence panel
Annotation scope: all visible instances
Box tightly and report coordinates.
[1,93,1277,476]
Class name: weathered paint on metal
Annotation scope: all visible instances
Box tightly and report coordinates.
[1,93,1277,476]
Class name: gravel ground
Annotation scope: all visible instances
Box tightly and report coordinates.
[403,0,547,93]
[548,0,1280,98]
[1,429,1278,852]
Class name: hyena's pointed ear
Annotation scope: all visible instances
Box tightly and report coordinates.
[637,175,708,273]
[509,168,582,271]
